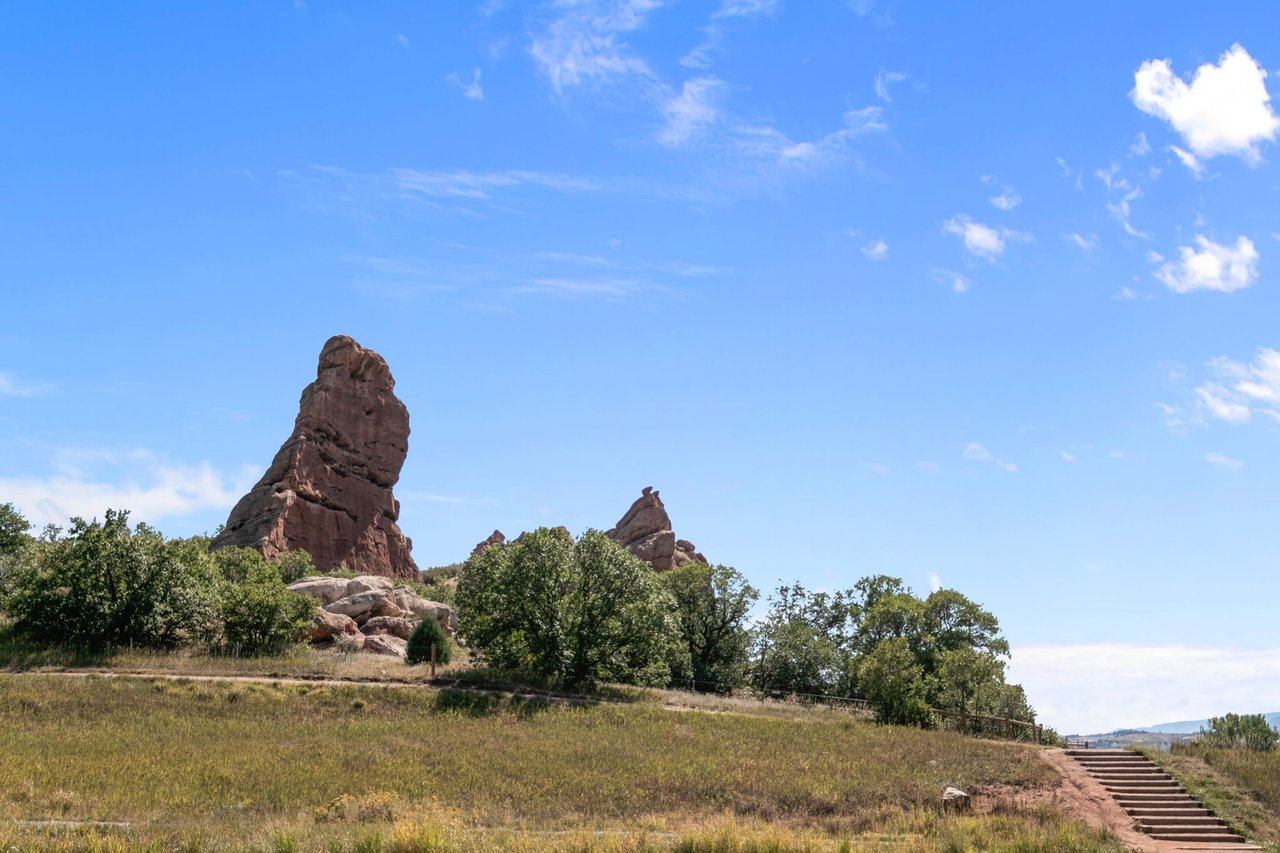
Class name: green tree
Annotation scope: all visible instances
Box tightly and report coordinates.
[5,510,220,649]
[751,583,850,697]
[1201,713,1279,751]
[858,637,932,726]
[406,617,452,666]
[455,528,681,688]
[211,547,314,655]
[663,562,757,692]
[931,647,1004,714]
[919,588,1009,667]
[0,502,32,599]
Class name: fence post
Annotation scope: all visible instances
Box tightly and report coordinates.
[430,642,437,677]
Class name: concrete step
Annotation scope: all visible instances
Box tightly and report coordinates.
[1139,817,1228,827]
[1127,807,1215,818]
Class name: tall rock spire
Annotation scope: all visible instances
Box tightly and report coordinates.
[211,335,419,579]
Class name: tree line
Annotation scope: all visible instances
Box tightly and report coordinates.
[1,503,1037,730]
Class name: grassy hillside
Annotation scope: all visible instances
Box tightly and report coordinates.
[0,674,1123,852]
[1143,745,1280,851]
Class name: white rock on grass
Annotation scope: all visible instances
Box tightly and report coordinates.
[363,634,408,659]
[288,577,351,606]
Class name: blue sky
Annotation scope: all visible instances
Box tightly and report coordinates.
[3,1,1280,733]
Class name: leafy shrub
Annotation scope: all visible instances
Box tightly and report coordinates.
[4,510,220,650]
[1202,713,1280,751]
[212,547,314,655]
[858,637,933,727]
[456,528,681,688]
[406,617,451,666]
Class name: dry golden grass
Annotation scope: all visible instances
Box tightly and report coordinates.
[0,673,1126,852]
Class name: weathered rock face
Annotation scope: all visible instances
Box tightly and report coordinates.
[210,335,419,579]
[471,529,505,555]
[606,487,706,571]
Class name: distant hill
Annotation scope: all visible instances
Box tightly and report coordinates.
[1143,711,1280,735]
[1069,711,1280,750]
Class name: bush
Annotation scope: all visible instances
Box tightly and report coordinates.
[858,637,933,727]
[212,548,314,656]
[406,617,452,666]
[4,510,220,650]
[1202,713,1280,751]
[455,527,681,688]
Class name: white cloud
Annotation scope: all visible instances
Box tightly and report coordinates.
[865,463,889,475]
[0,371,56,397]
[1155,235,1259,293]
[394,33,410,49]
[915,461,939,472]
[988,188,1021,211]
[931,267,970,294]
[1113,286,1139,300]
[1130,131,1151,156]
[861,238,889,260]
[1064,232,1098,252]
[874,68,906,102]
[1008,643,1280,735]
[1193,347,1280,424]
[1059,450,1078,463]
[1205,451,1244,471]
[657,77,724,147]
[928,572,942,593]
[0,448,254,529]
[733,106,886,167]
[1131,44,1280,165]
[943,215,1028,261]
[713,0,778,17]
[1108,449,1127,460]
[964,442,1016,472]
[529,0,663,94]
[1169,145,1205,177]
[446,67,484,100]
[517,277,648,299]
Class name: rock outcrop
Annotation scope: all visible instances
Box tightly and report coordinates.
[210,335,419,579]
[288,575,456,660]
[471,530,505,555]
[606,487,706,571]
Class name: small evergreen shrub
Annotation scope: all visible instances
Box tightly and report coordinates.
[406,617,451,666]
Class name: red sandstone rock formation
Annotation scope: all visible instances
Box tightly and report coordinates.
[606,486,706,570]
[210,335,419,579]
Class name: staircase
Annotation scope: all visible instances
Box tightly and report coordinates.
[1067,749,1259,848]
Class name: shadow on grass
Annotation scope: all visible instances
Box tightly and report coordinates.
[0,624,113,670]
[430,687,566,719]
[447,667,656,706]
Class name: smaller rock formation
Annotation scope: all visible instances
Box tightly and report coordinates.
[471,530,506,555]
[606,487,706,571]
[288,575,456,661]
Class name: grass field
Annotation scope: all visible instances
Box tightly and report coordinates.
[1143,745,1280,851]
[0,673,1125,852]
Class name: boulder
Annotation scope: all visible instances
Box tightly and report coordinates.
[209,335,420,579]
[942,787,970,811]
[323,590,404,624]
[361,616,416,640]
[364,634,408,659]
[288,577,351,606]
[606,487,707,571]
[345,575,396,596]
[471,529,506,555]
[304,608,360,642]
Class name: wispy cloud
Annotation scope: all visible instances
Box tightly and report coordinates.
[1096,164,1148,238]
[931,267,970,294]
[963,441,1017,472]
[873,68,906,102]
[713,0,778,17]
[0,371,57,397]
[1063,232,1098,252]
[447,67,484,100]
[1192,347,1280,425]
[943,215,1029,261]
[861,238,889,260]
[1205,451,1244,471]
[658,76,724,147]
[732,106,886,168]
[1,447,255,528]
[528,0,664,95]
